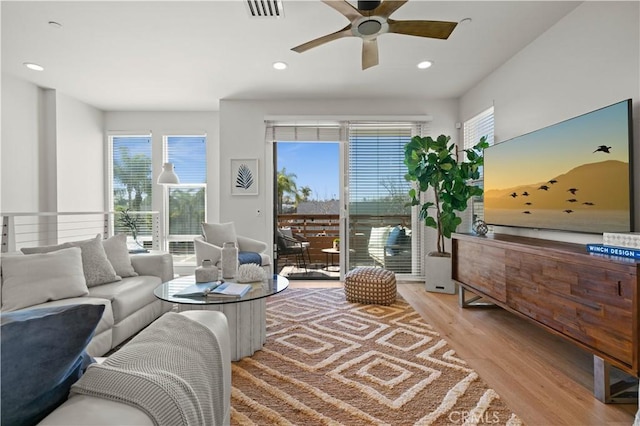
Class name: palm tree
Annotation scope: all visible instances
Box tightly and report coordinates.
[299,186,312,203]
[277,168,298,213]
[169,188,205,235]
[113,146,152,211]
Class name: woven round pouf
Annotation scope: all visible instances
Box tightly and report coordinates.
[344,267,396,306]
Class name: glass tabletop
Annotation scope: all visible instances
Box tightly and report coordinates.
[154,274,289,305]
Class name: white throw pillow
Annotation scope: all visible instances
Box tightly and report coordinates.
[201,222,238,248]
[21,234,121,287]
[102,234,138,278]
[1,247,89,312]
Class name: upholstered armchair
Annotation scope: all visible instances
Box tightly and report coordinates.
[194,222,271,273]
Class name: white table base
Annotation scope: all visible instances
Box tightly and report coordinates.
[177,298,266,361]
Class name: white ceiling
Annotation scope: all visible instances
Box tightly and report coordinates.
[1,1,580,112]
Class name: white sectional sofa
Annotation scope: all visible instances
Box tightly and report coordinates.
[0,233,174,356]
[38,310,232,426]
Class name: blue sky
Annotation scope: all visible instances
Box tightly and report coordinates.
[277,142,340,200]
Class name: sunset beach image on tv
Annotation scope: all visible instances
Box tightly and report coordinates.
[483,99,633,234]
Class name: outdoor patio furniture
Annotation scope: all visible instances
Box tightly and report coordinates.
[276,229,310,271]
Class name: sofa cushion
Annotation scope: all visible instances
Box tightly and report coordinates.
[0,304,104,426]
[202,222,238,248]
[103,233,138,278]
[1,247,89,312]
[21,234,121,287]
[32,296,115,336]
[88,275,162,323]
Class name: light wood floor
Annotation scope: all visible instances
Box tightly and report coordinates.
[288,279,637,426]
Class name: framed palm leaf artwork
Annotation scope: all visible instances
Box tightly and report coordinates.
[231,159,258,195]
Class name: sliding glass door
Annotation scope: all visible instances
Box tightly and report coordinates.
[268,120,425,280]
[345,122,425,278]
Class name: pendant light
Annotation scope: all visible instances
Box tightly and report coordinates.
[157,163,180,184]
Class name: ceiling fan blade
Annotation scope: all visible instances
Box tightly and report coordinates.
[372,0,407,18]
[362,38,379,70]
[322,0,362,21]
[388,19,458,39]
[291,24,353,53]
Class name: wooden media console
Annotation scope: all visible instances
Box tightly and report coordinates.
[452,233,639,403]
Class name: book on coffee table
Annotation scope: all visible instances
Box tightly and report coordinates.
[173,281,223,298]
[207,282,251,298]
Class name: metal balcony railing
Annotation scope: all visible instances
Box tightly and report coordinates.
[1,211,160,253]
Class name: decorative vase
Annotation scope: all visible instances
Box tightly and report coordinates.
[195,259,219,283]
[221,242,238,279]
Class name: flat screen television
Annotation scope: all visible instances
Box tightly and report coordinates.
[483,99,634,234]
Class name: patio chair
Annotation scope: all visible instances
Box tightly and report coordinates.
[276,229,309,272]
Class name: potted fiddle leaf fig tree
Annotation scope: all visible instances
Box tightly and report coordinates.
[404,134,489,292]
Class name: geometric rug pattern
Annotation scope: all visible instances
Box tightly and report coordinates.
[230,288,523,425]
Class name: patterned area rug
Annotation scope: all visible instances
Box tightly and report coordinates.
[231,288,523,425]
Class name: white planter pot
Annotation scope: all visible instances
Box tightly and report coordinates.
[424,254,456,294]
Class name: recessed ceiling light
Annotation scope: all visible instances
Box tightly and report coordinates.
[23,62,44,71]
[417,61,433,69]
[460,18,472,25]
[273,61,288,70]
[48,21,62,29]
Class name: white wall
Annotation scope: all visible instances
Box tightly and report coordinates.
[460,1,640,243]
[103,111,219,223]
[219,98,459,249]
[1,74,105,214]
[1,74,42,212]
[56,92,105,211]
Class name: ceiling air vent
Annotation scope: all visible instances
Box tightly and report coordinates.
[246,0,284,18]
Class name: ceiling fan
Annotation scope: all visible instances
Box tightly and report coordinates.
[291,0,458,70]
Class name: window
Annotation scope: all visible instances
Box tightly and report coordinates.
[463,106,495,222]
[348,122,426,275]
[110,135,154,244]
[164,135,207,260]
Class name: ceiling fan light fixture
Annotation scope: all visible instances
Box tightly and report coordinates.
[358,20,382,36]
[273,61,288,70]
[23,62,44,71]
[292,0,458,70]
[417,60,433,69]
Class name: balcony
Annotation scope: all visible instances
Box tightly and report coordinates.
[277,213,413,276]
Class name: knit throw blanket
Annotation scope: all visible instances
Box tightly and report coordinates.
[71,312,224,426]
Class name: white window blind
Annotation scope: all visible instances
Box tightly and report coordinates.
[166,136,207,185]
[265,122,344,142]
[348,122,427,275]
[110,134,154,241]
[462,106,494,222]
[349,122,424,214]
[111,135,153,212]
[165,136,207,256]
[463,106,494,150]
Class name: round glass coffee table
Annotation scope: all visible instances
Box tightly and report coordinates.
[154,274,289,361]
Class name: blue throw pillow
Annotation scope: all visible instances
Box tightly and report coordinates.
[1,304,104,426]
[385,226,403,256]
[238,251,262,265]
